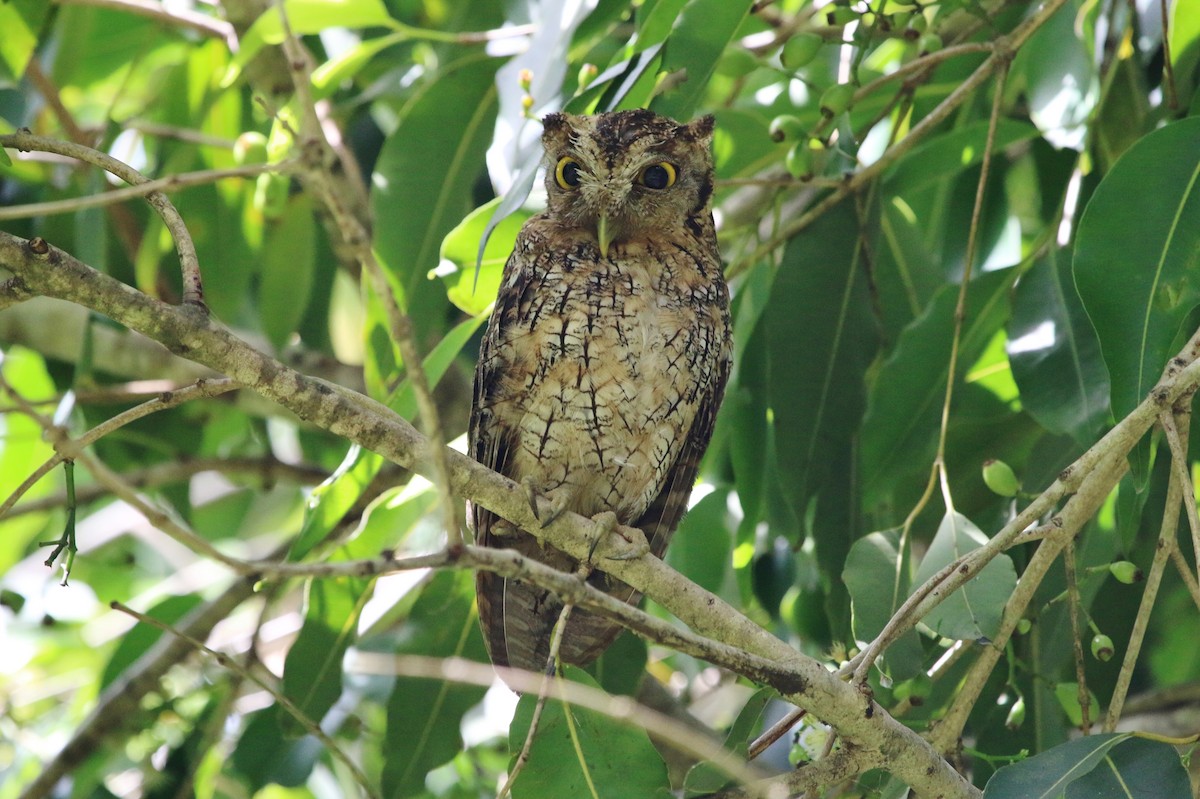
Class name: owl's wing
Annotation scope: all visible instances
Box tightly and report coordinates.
[633,345,732,560]
[469,228,543,668]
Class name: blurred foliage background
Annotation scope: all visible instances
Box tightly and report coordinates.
[2,0,1200,796]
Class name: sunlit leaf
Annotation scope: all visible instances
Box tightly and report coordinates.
[1074,116,1200,481]
[911,512,1015,642]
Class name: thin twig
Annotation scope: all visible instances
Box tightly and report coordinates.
[271,2,465,547]
[0,130,206,307]
[727,0,1071,279]
[51,0,237,46]
[111,601,379,799]
[350,652,781,799]
[0,161,293,221]
[1169,546,1200,612]
[0,378,239,519]
[501,590,582,799]
[1158,407,1200,589]
[1064,535,1092,733]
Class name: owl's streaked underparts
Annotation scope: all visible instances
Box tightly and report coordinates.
[469,109,732,676]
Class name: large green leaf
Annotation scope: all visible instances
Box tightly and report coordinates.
[368,53,499,386]
[508,666,671,798]
[260,195,317,350]
[440,197,532,317]
[843,530,923,679]
[649,0,754,121]
[983,733,1131,798]
[279,576,372,737]
[666,487,732,595]
[0,0,48,81]
[764,203,878,527]
[1008,249,1109,443]
[380,570,488,799]
[861,268,1014,504]
[883,120,1040,194]
[1074,117,1200,457]
[911,511,1015,642]
[1066,735,1191,798]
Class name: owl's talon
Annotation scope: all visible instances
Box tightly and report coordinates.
[538,496,570,529]
[586,511,620,564]
[520,476,542,521]
[605,522,650,561]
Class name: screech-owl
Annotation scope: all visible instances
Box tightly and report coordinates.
[469,109,731,675]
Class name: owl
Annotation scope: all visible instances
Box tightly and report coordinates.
[469,109,731,676]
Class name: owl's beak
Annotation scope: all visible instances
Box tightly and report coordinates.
[596,214,612,259]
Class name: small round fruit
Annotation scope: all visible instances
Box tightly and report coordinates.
[781,33,823,70]
[982,459,1020,497]
[233,132,269,165]
[819,82,855,117]
[1091,634,1115,662]
[769,114,805,142]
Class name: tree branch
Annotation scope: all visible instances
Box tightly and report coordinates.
[0,229,980,799]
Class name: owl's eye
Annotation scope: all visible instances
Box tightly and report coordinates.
[555,156,582,189]
[639,162,677,190]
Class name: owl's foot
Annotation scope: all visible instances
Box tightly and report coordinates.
[587,511,650,563]
[517,476,562,529]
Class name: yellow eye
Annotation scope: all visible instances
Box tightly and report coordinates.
[555,156,582,189]
[639,162,676,189]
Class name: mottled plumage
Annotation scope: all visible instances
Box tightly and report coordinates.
[469,109,731,674]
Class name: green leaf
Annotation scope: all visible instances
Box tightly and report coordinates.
[1064,736,1191,799]
[650,0,755,121]
[1008,249,1109,443]
[635,0,689,51]
[279,576,372,737]
[682,687,772,795]
[260,195,317,350]
[231,706,322,789]
[0,0,48,81]
[1052,682,1101,728]
[843,530,923,680]
[764,203,878,526]
[1011,0,1097,150]
[311,30,407,98]
[289,446,385,560]
[861,268,1014,503]
[884,120,1040,194]
[223,0,396,86]
[381,570,488,799]
[368,54,498,388]
[911,512,1016,642]
[508,666,671,798]
[100,594,204,690]
[340,482,438,562]
[983,733,1130,798]
[666,487,731,595]
[440,197,533,317]
[1074,116,1200,481]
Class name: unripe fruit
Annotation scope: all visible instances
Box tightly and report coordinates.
[785,141,813,179]
[781,33,823,70]
[1091,634,1115,662]
[819,82,855,117]
[917,33,943,54]
[577,63,598,89]
[718,49,759,78]
[233,132,268,165]
[1005,696,1026,730]
[769,114,805,142]
[982,459,1020,497]
[1109,561,1142,584]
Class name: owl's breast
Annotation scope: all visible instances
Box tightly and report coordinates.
[493,240,727,523]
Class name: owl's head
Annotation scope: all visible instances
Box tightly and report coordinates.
[540,110,715,257]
